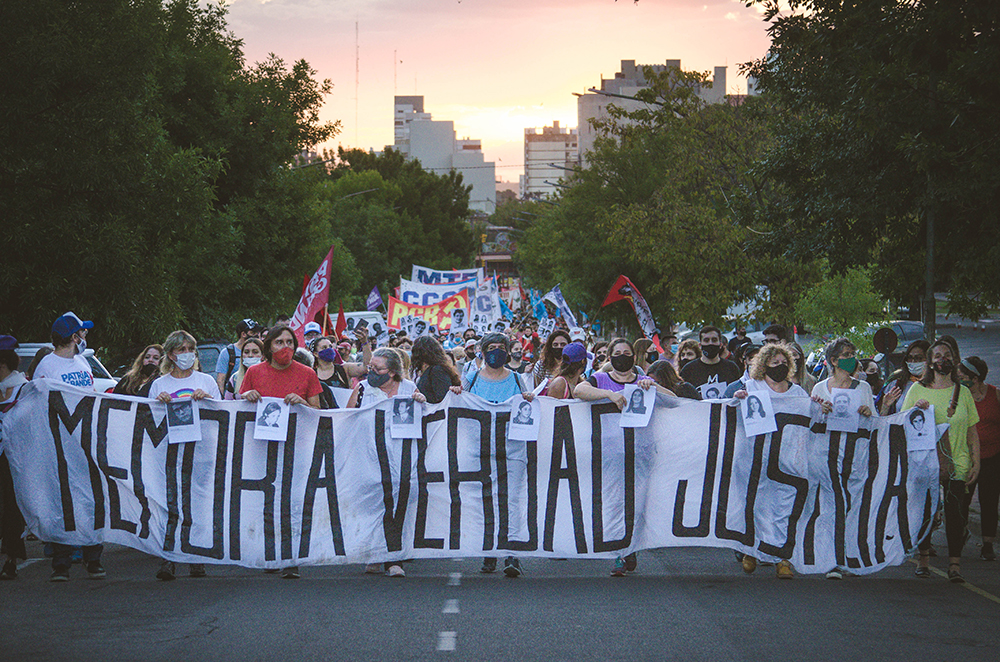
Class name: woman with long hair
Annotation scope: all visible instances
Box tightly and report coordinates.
[531,329,570,388]
[546,342,588,399]
[225,338,264,400]
[905,340,981,583]
[788,341,816,395]
[632,338,657,374]
[646,360,699,400]
[878,339,930,415]
[113,344,163,396]
[411,336,462,404]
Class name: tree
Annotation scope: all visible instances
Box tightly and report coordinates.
[794,266,885,337]
[745,0,1000,330]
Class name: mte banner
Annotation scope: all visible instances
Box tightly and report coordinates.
[411,265,483,285]
[386,290,470,330]
[4,381,938,572]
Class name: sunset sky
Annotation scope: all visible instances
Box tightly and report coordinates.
[224,0,774,182]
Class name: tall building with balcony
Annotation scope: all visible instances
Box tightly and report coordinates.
[392,96,496,213]
[522,121,578,199]
[577,59,727,166]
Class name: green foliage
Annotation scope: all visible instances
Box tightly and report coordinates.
[794,267,885,338]
[0,0,340,350]
[745,0,1000,320]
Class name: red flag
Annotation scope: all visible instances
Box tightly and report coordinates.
[335,301,347,339]
[602,275,660,348]
[289,245,336,344]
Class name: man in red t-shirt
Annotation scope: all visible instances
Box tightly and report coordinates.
[240,325,322,406]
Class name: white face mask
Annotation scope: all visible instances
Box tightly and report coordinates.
[242,356,261,368]
[174,352,196,371]
[75,335,87,355]
[907,361,925,376]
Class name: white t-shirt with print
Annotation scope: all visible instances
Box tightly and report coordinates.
[34,353,94,390]
[149,372,221,401]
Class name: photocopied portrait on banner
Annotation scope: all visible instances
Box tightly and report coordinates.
[508,395,540,441]
[904,405,938,452]
[827,387,861,432]
[740,389,777,437]
[699,381,728,401]
[166,399,202,443]
[390,397,423,439]
[620,384,654,428]
[254,397,290,441]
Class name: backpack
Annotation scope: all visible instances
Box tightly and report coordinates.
[223,344,238,385]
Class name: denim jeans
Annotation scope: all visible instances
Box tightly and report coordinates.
[52,543,102,571]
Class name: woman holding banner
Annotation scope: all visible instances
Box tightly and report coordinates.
[311,337,351,407]
[733,342,807,580]
[347,347,426,578]
[573,338,659,577]
[545,342,588,399]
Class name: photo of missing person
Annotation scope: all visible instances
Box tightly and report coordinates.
[167,400,194,427]
[258,402,282,428]
[745,395,765,419]
[512,400,534,426]
[626,388,647,415]
[904,404,937,452]
[393,398,415,426]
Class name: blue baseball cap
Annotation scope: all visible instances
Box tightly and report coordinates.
[52,312,93,339]
[562,341,587,364]
[0,335,18,351]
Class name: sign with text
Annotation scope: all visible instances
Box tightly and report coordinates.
[386,290,470,331]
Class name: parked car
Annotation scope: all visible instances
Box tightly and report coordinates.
[14,343,118,393]
[196,340,229,377]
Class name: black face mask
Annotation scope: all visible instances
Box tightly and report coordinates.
[140,363,158,377]
[646,351,659,364]
[933,359,954,375]
[701,344,721,359]
[765,364,790,383]
[610,354,634,372]
[550,346,564,359]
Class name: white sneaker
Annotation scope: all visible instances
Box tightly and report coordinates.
[826,568,844,580]
[387,564,405,578]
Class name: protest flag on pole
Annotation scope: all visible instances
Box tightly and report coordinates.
[602,275,662,352]
[542,284,579,328]
[289,245,335,344]
[335,301,347,339]
[366,286,383,312]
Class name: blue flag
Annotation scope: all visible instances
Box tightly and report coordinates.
[365,286,383,311]
[542,284,578,328]
[499,297,514,321]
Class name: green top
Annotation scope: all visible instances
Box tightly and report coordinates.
[902,383,980,481]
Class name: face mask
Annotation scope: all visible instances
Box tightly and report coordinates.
[836,357,857,374]
[610,354,634,372]
[140,363,158,377]
[485,348,508,369]
[75,336,87,355]
[907,362,925,376]
[367,371,391,388]
[318,348,337,363]
[765,364,790,382]
[242,356,261,368]
[511,352,522,361]
[933,359,954,375]
[670,344,679,354]
[701,344,721,359]
[647,351,659,363]
[174,352,196,371]
[961,380,973,388]
[465,350,476,359]
[550,346,564,359]
[272,347,294,366]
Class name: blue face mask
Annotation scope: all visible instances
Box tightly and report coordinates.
[670,344,679,354]
[318,348,337,363]
[485,348,508,369]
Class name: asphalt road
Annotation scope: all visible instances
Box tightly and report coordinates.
[5,528,999,661]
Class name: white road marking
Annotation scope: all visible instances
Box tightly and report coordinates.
[17,559,44,570]
[436,631,457,652]
[442,599,459,614]
[447,572,461,586]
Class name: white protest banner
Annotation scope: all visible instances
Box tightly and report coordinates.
[411,265,483,285]
[5,381,938,574]
[399,277,477,307]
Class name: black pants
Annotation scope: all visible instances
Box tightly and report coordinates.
[0,454,26,561]
[920,480,968,558]
[966,453,1000,539]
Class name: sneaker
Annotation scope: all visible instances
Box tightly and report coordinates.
[480,557,497,574]
[189,564,207,578]
[86,561,106,579]
[948,565,965,584]
[365,563,383,574]
[776,560,794,579]
[624,552,638,573]
[50,568,70,582]
[914,566,931,578]
[981,542,996,561]
[156,561,176,582]
[386,564,405,578]
[0,558,16,580]
[281,566,300,579]
[741,555,757,574]
[825,568,843,580]
[503,557,522,578]
[611,556,627,577]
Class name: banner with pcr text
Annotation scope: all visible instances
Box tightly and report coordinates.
[4,381,937,573]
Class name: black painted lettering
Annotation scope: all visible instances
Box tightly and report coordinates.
[543,405,587,553]
[300,415,346,557]
[447,408,494,551]
[96,398,136,534]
